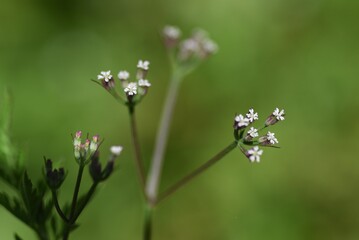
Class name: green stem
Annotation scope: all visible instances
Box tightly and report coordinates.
[52,190,69,223]
[69,164,85,220]
[143,205,153,240]
[72,182,98,223]
[146,71,182,204]
[128,106,146,196]
[156,141,238,205]
[63,164,85,240]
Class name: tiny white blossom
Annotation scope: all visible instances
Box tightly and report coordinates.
[97,71,112,82]
[118,71,130,80]
[181,39,199,52]
[124,82,137,95]
[202,39,218,54]
[235,114,249,128]
[273,108,285,121]
[267,131,279,144]
[137,60,150,70]
[163,25,181,39]
[110,146,123,156]
[247,127,259,138]
[247,146,263,163]
[246,108,259,123]
[138,79,151,87]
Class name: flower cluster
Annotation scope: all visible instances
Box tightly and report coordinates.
[162,25,218,64]
[234,108,285,163]
[96,60,152,106]
[71,130,123,181]
[73,131,100,163]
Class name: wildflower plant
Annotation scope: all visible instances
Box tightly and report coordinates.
[94,25,286,240]
[0,25,286,240]
[0,90,123,239]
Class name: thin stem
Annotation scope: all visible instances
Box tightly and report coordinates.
[51,190,69,223]
[63,164,85,240]
[72,182,98,223]
[143,205,153,240]
[128,106,146,196]
[155,141,238,205]
[146,72,182,204]
[69,164,85,220]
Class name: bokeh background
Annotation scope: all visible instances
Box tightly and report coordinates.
[1,0,359,239]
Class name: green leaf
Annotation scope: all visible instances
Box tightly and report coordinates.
[0,192,30,227]
[20,172,53,225]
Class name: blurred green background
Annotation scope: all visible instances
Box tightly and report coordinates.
[1,0,359,239]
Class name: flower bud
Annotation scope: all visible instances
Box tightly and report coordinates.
[162,25,181,48]
[90,135,99,154]
[89,151,103,182]
[89,146,123,182]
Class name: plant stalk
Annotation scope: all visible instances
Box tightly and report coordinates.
[63,164,85,240]
[145,72,182,204]
[51,190,69,223]
[156,141,238,205]
[129,106,146,196]
[143,205,153,240]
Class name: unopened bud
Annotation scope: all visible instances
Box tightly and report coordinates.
[163,25,181,48]
[90,135,99,153]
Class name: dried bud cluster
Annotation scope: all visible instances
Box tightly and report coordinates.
[89,146,122,182]
[44,158,65,190]
[234,108,285,163]
[96,60,152,105]
[162,25,218,63]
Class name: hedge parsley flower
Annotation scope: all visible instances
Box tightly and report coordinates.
[246,108,258,123]
[247,146,263,163]
[118,71,130,80]
[247,127,259,138]
[137,60,150,70]
[97,71,112,82]
[273,108,285,121]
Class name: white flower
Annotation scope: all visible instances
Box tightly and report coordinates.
[137,60,150,70]
[97,70,112,82]
[246,108,258,123]
[163,25,181,39]
[273,108,285,121]
[124,82,137,95]
[234,114,249,128]
[247,146,263,163]
[138,79,151,87]
[110,146,123,156]
[202,39,218,54]
[267,131,279,144]
[118,71,130,80]
[181,39,199,52]
[247,127,259,138]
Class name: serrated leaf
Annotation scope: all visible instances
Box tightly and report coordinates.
[19,172,50,224]
[0,192,31,227]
